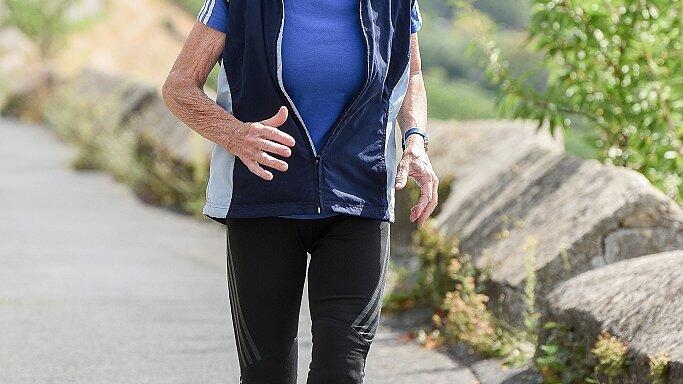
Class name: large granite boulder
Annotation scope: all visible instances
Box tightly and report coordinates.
[430,119,565,258]
[543,251,683,383]
[426,119,564,185]
[391,120,562,248]
[432,121,683,322]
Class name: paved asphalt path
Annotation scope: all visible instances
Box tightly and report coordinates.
[0,119,485,383]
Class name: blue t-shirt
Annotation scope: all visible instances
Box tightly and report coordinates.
[198,0,422,219]
[281,1,366,153]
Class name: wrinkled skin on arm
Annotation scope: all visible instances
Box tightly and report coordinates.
[162,22,294,181]
[395,34,439,225]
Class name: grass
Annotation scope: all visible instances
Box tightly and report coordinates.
[384,223,536,366]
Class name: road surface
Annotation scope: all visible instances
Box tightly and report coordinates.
[0,119,512,383]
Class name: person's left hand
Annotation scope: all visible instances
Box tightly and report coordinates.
[394,135,439,225]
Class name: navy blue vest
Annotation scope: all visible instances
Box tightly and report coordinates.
[203,0,416,222]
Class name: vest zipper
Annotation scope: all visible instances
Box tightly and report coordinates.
[314,156,321,213]
[318,0,372,157]
[277,0,322,213]
[276,0,317,158]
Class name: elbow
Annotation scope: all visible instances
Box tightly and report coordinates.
[162,70,193,110]
[161,72,178,110]
[163,71,204,112]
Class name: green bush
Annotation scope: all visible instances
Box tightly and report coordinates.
[535,326,640,384]
[461,0,682,200]
[535,322,593,383]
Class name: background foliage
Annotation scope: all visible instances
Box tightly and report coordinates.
[457,0,682,200]
[1,0,83,59]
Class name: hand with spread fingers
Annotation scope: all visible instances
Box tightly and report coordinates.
[394,135,439,225]
[227,106,296,181]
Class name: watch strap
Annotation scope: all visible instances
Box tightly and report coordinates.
[402,127,429,151]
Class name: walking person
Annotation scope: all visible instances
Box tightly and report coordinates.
[162,0,438,382]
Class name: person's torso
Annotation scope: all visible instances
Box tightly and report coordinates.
[204,0,416,222]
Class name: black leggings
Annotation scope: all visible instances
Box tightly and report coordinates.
[225,215,390,384]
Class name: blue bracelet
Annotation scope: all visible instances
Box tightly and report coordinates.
[402,127,429,151]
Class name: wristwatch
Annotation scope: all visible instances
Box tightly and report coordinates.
[402,127,429,152]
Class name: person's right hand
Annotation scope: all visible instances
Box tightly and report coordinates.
[225,106,296,180]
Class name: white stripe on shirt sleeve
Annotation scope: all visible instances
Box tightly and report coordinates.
[197,0,210,22]
[202,0,217,24]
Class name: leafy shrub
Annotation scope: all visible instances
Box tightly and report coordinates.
[536,327,638,384]
[460,0,682,200]
[438,264,498,352]
[413,224,476,307]
[535,322,593,383]
[386,223,534,363]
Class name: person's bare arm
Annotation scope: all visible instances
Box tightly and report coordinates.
[162,22,294,181]
[394,34,439,225]
[397,36,428,140]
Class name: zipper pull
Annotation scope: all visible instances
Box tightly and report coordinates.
[314,156,320,165]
